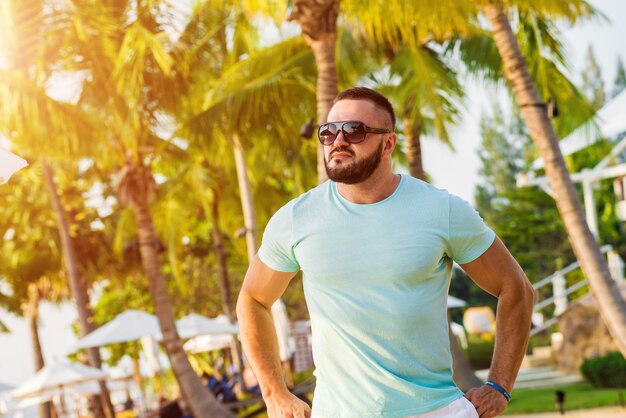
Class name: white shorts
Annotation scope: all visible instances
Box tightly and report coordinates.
[405,396,479,418]
[311,396,479,418]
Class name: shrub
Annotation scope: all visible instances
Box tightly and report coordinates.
[580,352,626,388]
[464,334,494,370]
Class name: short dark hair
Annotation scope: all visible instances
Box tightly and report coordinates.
[334,87,396,130]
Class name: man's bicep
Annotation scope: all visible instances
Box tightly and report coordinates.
[459,237,527,298]
[239,255,299,309]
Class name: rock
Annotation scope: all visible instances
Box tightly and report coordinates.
[555,282,626,375]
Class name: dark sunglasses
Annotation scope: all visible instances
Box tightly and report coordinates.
[317,121,391,145]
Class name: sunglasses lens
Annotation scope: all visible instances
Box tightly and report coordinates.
[342,122,366,143]
[318,122,368,144]
[318,123,338,145]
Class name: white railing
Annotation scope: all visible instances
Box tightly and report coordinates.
[530,244,624,336]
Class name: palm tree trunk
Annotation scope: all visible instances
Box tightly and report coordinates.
[211,195,245,381]
[131,352,146,415]
[403,112,426,181]
[309,35,339,184]
[211,197,234,319]
[289,0,340,184]
[232,133,258,263]
[128,172,234,418]
[25,284,53,418]
[484,1,626,355]
[42,160,115,418]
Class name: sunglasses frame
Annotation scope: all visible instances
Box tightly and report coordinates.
[317,121,391,145]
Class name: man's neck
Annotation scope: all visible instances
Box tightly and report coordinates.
[336,171,401,204]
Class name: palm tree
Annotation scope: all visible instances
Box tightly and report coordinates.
[287,0,341,183]
[42,161,116,418]
[342,0,626,383]
[181,31,316,263]
[384,46,464,181]
[1,1,234,416]
[0,166,66,418]
[0,3,115,416]
[482,0,626,354]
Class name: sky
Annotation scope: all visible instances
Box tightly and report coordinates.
[2,0,626,388]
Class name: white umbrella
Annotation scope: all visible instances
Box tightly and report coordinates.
[72,310,160,350]
[0,147,28,184]
[5,381,100,413]
[174,313,238,339]
[447,295,467,309]
[183,334,234,353]
[11,362,107,399]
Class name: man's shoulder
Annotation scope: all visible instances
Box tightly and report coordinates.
[294,180,331,205]
[401,175,454,202]
[273,181,331,218]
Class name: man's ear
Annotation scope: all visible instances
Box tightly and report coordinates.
[384,133,397,153]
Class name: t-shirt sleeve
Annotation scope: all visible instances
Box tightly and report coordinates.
[446,195,496,264]
[257,202,300,273]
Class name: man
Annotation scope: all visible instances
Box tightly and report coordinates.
[236,87,535,418]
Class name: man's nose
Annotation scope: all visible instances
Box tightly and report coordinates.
[332,130,350,146]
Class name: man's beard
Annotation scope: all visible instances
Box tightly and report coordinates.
[324,140,383,184]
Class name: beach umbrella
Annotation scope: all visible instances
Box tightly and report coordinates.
[174,313,239,340]
[4,381,100,413]
[11,362,107,400]
[72,310,160,350]
[0,147,28,184]
[183,334,234,353]
[11,362,106,418]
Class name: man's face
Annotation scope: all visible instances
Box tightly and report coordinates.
[323,100,391,184]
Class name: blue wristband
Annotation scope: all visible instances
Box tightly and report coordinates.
[486,380,511,402]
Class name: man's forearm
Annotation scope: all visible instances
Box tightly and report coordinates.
[237,293,288,398]
[488,281,535,392]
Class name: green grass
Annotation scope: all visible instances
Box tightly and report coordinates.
[503,382,625,415]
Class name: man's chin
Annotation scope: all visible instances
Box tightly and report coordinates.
[327,165,352,178]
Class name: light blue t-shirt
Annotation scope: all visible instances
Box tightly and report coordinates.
[258,175,495,418]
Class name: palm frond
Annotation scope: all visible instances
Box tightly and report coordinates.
[389,46,464,146]
[182,35,315,148]
[506,0,601,23]
[0,0,45,72]
[343,0,481,49]
[446,32,503,82]
[0,71,96,158]
[113,22,174,108]
[336,25,380,90]
[238,0,289,26]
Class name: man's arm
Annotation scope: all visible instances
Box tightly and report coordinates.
[236,255,311,418]
[460,237,535,418]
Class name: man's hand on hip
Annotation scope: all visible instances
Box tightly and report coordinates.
[265,391,311,418]
[464,385,509,417]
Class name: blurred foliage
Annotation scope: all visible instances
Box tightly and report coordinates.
[463,333,495,370]
[581,352,626,389]
[473,96,626,318]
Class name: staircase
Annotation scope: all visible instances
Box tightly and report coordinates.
[521,346,555,369]
[530,245,624,336]
[475,344,583,389]
[476,366,582,389]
